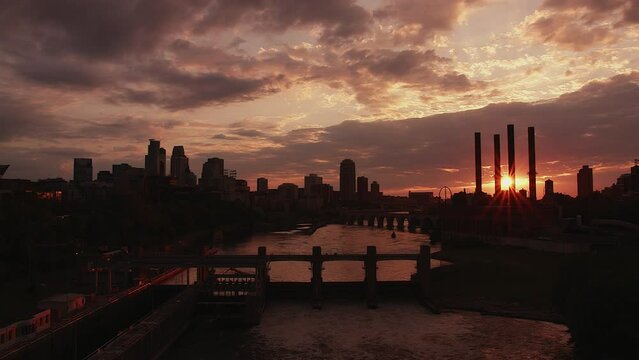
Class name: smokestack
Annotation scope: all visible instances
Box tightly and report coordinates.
[507,124,516,191]
[494,134,501,194]
[528,126,537,202]
[475,132,482,194]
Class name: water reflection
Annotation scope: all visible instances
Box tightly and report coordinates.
[217,224,444,282]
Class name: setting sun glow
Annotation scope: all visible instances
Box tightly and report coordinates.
[501,177,513,189]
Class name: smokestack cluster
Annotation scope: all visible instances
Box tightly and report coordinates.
[507,124,516,192]
[474,124,537,201]
[475,132,482,194]
[528,126,537,202]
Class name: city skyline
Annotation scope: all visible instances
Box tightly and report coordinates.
[1,0,639,195]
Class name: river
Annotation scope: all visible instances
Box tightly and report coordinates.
[163,225,574,359]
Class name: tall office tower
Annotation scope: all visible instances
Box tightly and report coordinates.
[370,181,380,199]
[145,139,161,176]
[475,132,482,194]
[357,176,369,201]
[577,165,593,198]
[159,147,166,177]
[528,127,537,201]
[200,157,224,187]
[304,173,323,197]
[544,179,554,198]
[73,158,93,182]
[507,124,516,191]
[494,134,501,194]
[339,159,356,201]
[631,164,639,192]
[170,146,190,185]
[257,177,268,193]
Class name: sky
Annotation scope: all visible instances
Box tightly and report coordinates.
[0,0,638,196]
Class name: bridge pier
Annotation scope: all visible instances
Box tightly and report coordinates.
[365,246,378,309]
[386,216,395,230]
[368,216,375,227]
[417,245,431,304]
[257,246,268,293]
[377,216,385,228]
[356,217,364,226]
[396,216,405,231]
[311,246,322,309]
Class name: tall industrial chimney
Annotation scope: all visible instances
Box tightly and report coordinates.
[494,134,501,194]
[507,124,515,192]
[475,132,482,194]
[528,126,537,202]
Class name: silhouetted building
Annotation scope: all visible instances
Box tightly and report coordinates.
[159,147,166,177]
[112,163,145,194]
[224,169,237,178]
[73,158,93,183]
[257,177,268,193]
[144,139,162,176]
[340,159,356,201]
[113,163,130,179]
[278,183,299,201]
[528,126,537,202]
[304,174,323,197]
[616,174,631,193]
[370,181,380,199]
[170,146,195,186]
[201,158,224,188]
[577,165,593,198]
[507,124,516,191]
[544,179,554,198]
[97,170,113,183]
[357,176,368,201]
[493,134,501,194]
[409,191,433,205]
[475,132,482,194]
[632,164,639,192]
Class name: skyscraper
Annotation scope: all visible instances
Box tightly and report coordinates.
[357,176,369,201]
[73,158,93,182]
[370,181,380,199]
[201,157,224,187]
[339,159,356,201]
[171,146,194,186]
[145,139,161,176]
[577,165,593,198]
[544,179,554,198]
[257,177,268,193]
[304,174,323,197]
[159,147,166,177]
[631,164,639,192]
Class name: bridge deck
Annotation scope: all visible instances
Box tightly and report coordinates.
[128,253,419,267]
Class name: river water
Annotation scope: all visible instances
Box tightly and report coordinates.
[164,225,574,359]
[216,224,443,282]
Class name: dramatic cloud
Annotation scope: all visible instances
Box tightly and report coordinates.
[374,0,484,43]
[526,0,639,50]
[194,0,372,43]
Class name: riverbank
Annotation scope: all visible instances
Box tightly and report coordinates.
[431,244,565,323]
